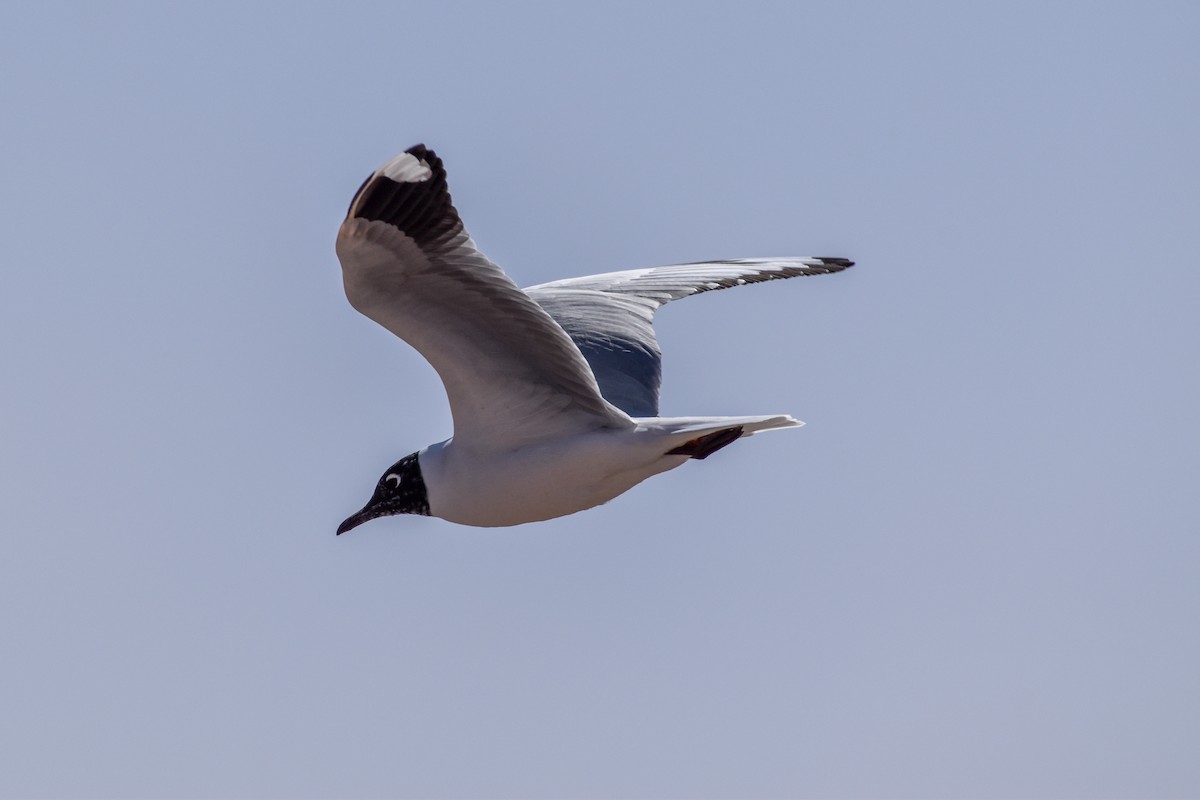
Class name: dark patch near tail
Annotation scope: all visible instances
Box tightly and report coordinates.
[346,144,463,250]
[666,426,744,460]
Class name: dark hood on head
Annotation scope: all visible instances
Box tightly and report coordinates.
[337,452,430,535]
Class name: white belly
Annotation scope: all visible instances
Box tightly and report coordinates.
[418,430,688,527]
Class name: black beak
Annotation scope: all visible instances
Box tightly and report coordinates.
[336,506,375,536]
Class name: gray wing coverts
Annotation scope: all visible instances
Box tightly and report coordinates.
[525,257,853,417]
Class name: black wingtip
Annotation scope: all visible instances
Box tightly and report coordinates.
[817,257,855,268]
[344,144,461,248]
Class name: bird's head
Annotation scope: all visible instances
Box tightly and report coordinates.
[337,451,430,535]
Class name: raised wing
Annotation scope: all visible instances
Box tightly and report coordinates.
[525,258,853,416]
[336,145,631,450]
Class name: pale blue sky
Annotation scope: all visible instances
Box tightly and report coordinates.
[2,2,1198,798]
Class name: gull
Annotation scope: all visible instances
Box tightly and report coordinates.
[336,144,852,532]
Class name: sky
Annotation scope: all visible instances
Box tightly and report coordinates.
[2,1,1198,797]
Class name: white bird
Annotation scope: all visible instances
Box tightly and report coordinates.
[336,144,852,532]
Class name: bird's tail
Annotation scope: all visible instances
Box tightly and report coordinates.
[642,414,803,437]
[637,414,803,459]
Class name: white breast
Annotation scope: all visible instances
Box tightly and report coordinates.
[418,430,688,527]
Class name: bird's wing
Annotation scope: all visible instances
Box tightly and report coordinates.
[336,145,631,450]
[525,258,853,416]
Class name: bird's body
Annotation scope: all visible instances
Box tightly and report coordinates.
[418,426,668,528]
[335,144,851,532]
[416,414,798,527]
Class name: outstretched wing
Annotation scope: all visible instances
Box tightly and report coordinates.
[525,258,853,416]
[336,145,631,450]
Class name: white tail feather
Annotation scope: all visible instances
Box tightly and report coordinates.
[638,414,803,439]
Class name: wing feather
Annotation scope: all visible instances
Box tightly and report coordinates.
[526,258,853,416]
[336,145,630,450]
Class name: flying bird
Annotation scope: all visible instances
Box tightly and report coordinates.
[336,144,852,532]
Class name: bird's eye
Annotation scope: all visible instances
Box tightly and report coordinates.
[384,473,402,489]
